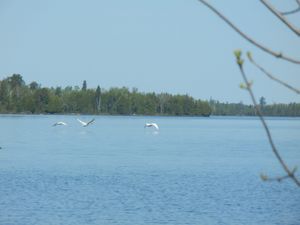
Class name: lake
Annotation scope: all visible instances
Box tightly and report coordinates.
[0,115,299,225]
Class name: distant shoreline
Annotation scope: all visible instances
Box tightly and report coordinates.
[1,75,299,117]
[1,112,300,118]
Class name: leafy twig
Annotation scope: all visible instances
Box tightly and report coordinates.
[234,50,300,187]
[247,52,300,94]
[260,0,300,36]
[197,0,300,64]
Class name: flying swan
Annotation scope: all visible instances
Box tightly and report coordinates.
[77,118,95,127]
[144,123,159,130]
[52,121,67,126]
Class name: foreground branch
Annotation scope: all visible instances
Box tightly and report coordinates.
[247,52,300,94]
[197,0,300,64]
[261,167,298,183]
[234,50,300,187]
[281,8,300,16]
[261,0,300,36]
[281,0,300,16]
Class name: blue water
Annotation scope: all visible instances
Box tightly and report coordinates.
[0,115,299,225]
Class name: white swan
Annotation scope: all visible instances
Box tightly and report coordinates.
[52,121,67,126]
[77,118,95,127]
[144,123,159,130]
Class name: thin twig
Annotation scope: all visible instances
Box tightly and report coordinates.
[261,174,291,182]
[247,52,300,94]
[280,0,300,15]
[197,0,300,64]
[261,0,300,36]
[261,167,298,182]
[234,52,300,187]
[281,6,300,16]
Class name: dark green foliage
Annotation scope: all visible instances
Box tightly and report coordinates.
[82,80,87,91]
[95,85,101,113]
[0,74,212,116]
[1,74,299,116]
[29,81,39,90]
[259,96,266,108]
[209,99,300,116]
[34,88,50,113]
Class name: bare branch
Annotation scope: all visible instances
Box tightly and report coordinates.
[197,0,300,64]
[261,0,300,36]
[281,7,300,15]
[280,0,300,15]
[261,173,291,182]
[261,167,298,183]
[247,52,300,94]
[234,50,300,187]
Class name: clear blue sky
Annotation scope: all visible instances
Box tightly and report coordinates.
[1,0,299,104]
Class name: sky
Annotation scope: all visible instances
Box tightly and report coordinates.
[0,0,300,104]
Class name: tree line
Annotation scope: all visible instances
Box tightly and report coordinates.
[1,74,299,116]
[0,74,211,116]
[209,98,300,117]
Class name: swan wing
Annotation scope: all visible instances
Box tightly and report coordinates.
[53,121,67,126]
[152,123,159,130]
[77,119,87,126]
[86,118,95,126]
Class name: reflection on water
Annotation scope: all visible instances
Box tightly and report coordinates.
[0,115,299,225]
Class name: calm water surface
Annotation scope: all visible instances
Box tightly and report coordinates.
[0,115,299,225]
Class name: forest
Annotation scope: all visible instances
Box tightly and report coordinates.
[209,98,300,117]
[0,74,211,116]
[0,74,299,116]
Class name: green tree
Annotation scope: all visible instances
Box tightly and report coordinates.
[47,94,63,113]
[95,85,101,113]
[82,80,87,91]
[34,88,50,113]
[29,81,39,90]
[259,96,266,111]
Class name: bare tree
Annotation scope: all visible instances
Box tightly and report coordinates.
[197,0,300,187]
